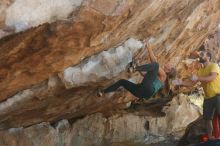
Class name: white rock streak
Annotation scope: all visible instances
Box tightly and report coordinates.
[60,38,143,88]
[6,0,83,32]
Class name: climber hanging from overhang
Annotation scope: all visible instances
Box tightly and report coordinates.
[97,40,176,101]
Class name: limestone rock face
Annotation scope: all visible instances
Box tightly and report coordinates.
[0,0,219,143]
[60,38,143,88]
[178,117,206,146]
[0,95,200,146]
[205,32,220,61]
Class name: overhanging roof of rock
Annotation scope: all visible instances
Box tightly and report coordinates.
[0,0,219,102]
[0,0,219,129]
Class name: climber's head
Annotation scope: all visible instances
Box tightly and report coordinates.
[164,64,176,78]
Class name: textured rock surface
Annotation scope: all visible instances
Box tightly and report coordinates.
[5,0,83,32]
[178,117,205,146]
[0,0,220,102]
[0,37,144,129]
[60,38,143,88]
[0,0,219,130]
[0,95,200,146]
[0,0,219,145]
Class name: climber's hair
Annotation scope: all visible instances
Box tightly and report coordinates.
[168,67,176,79]
[160,67,176,98]
[198,44,205,51]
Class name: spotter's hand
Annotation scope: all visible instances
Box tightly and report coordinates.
[172,79,183,86]
[191,74,198,82]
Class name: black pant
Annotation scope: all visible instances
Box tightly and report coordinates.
[203,95,220,120]
[103,62,159,99]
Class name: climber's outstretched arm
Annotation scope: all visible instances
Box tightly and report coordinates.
[172,78,197,87]
[145,41,157,63]
[135,62,159,72]
[141,40,167,80]
[181,80,197,87]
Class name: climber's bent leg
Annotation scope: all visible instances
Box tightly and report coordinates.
[103,79,142,98]
[138,63,160,99]
[135,62,159,73]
